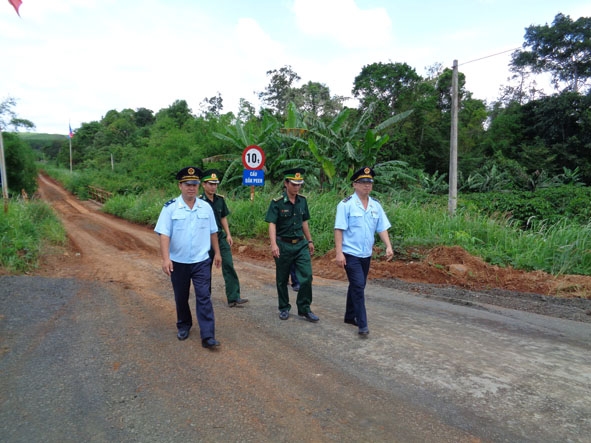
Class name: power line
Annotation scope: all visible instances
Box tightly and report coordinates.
[459,47,521,66]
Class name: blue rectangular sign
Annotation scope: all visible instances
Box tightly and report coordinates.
[242,169,265,186]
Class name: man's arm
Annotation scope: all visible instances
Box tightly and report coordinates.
[334,229,346,268]
[158,234,173,276]
[221,216,233,246]
[210,232,222,268]
[302,220,314,255]
[269,222,280,258]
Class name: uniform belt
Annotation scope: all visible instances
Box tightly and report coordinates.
[278,236,304,244]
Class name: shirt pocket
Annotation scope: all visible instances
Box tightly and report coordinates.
[196,212,211,229]
[350,211,364,227]
[171,212,187,229]
[279,208,292,218]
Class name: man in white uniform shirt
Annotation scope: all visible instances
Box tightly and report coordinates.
[155,166,222,347]
[334,167,393,336]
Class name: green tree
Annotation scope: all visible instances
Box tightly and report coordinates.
[258,66,345,120]
[520,91,591,182]
[1,97,35,132]
[295,81,345,118]
[289,102,413,189]
[155,99,194,129]
[352,62,422,121]
[1,132,37,196]
[258,65,301,116]
[511,13,591,93]
[134,107,155,128]
[199,92,224,117]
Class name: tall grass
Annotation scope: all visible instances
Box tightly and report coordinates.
[0,199,66,273]
[28,167,591,275]
[103,187,176,225]
[511,220,591,275]
[222,189,591,276]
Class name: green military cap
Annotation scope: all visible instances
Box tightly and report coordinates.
[284,168,305,184]
[201,169,221,184]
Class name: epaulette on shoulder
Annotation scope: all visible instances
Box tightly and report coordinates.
[342,196,352,203]
[273,196,283,202]
[163,198,176,207]
[298,193,307,199]
[372,196,381,203]
[217,194,225,199]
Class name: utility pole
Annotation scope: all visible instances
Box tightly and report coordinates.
[0,129,9,213]
[448,59,459,216]
[69,133,73,173]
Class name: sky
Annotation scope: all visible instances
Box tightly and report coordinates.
[1,0,590,135]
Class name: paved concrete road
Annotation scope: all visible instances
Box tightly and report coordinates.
[1,261,590,442]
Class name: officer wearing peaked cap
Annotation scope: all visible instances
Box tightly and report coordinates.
[200,169,248,308]
[265,168,318,322]
[350,166,375,183]
[334,166,393,336]
[154,166,222,348]
[176,166,202,184]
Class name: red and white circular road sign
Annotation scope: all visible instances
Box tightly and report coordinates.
[241,145,265,170]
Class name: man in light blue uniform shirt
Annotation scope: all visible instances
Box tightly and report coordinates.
[334,167,393,336]
[155,166,222,348]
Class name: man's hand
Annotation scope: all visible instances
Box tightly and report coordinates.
[385,246,394,262]
[335,251,346,268]
[161,258,173,276]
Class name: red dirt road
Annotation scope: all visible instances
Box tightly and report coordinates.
[1,174,590,442]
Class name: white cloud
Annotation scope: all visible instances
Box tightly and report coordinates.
[2,0,590,133]
[292,0,392,49]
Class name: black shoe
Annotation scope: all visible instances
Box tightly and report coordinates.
[279,310,289,320]
[358,327,369,336]
[344,318,358,326]
[228,298,249,307]
[202,337,220,348]
[177,329,189,340]
[299,311,319,322]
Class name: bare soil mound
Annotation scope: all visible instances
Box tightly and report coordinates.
[232,239,591,300]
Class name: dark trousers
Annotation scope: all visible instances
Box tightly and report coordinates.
[170,260,215,340]
[274,240,312,314]
[344,254,371,329]
[290,263,299,287]
[209,235,240,302]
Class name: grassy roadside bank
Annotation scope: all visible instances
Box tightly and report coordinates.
[0,199,66,273]
[2,173,590,277]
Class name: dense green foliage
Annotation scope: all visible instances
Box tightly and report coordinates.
[3,12,590,276]
[461,187,591,227]
[0,199,66,272]
[96,185,590,277]
[1,132,38,196]
[511,13,591,93]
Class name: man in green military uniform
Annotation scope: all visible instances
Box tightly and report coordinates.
[265,168,318,322]
[200,169,248,307]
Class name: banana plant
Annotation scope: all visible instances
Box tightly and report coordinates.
[300,102,414,186]
[206,111,282,187]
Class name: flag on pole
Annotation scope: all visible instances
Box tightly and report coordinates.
[9,0,22,16]
[69,123,74,139]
